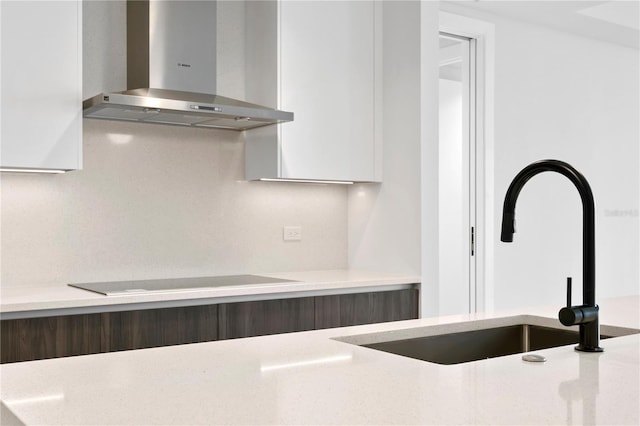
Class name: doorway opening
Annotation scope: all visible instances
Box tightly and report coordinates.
[438,32,477,315]
[437,11,495,315]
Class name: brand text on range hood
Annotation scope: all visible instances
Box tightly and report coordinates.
[83,0,292,131]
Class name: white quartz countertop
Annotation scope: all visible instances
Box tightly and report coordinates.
[1,296,638,425]
[0,270,420,319]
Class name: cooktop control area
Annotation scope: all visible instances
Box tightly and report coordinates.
[69,275,295,296]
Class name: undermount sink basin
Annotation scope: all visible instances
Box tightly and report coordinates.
[362,324,606,365]
[335,315,640,365]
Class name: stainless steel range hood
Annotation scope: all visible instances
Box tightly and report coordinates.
[83,0,292,131]
[84,88,293,131]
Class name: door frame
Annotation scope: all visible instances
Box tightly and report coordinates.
[439,11,495,312]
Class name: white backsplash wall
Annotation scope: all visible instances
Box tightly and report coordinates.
[1,119,348,288]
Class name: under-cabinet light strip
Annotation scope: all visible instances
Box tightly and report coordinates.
[0,168,67,174]
[259,178,354,185]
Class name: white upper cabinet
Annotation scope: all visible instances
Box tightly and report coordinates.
[1,1,82,172]
[245,0,381,182]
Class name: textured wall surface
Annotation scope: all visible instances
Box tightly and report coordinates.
[1,119,348,288]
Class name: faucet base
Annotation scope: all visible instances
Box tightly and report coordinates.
[575,345,604,353]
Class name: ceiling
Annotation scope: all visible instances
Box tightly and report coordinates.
[448,0,640,49]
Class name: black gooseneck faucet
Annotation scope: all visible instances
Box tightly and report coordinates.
[500,159,603,352]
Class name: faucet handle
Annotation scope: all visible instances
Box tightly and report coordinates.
[559,276,599,327]
[559,276,580,325]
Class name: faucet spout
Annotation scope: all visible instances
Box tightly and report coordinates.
[500,159,602,352]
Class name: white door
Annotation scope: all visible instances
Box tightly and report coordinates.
[438,32,477,315]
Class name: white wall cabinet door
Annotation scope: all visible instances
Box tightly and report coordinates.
[1,1,82,172]
[245,0,381,183]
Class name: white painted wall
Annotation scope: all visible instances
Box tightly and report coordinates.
[419,3,442,318]
[348,1,421,274]
[441,3,640,311]
[348,1,440,316]
[0,0,348,289]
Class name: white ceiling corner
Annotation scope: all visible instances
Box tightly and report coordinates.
[449,0,640,49]
[577,1,640,31]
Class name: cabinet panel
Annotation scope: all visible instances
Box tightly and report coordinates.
[0,314,101,363]
[0,306,218,363]
[102,305,218,352]
[315,289,419,329]
[1,1,82,171]
[279,1,375,181]
[219,297,316,339]
[245,0,381,182]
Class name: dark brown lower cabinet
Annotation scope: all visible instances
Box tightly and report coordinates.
[0,305,218,363]
[219,297,316,339]
[1,287,419,363]
[0,314,102,363]
[102,305,218,352]
[315,289,419,329]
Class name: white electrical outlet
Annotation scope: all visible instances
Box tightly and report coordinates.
[283,226,302,241]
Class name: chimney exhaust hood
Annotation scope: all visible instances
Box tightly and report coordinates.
[83,0,292,131]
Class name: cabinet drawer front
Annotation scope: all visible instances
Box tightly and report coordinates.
[102,306,218,352]
[315,289,419,329]
[219,297,316,339]
[0,314,101,363]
